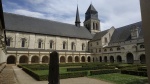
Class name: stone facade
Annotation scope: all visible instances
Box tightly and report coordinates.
[3,4,146,65]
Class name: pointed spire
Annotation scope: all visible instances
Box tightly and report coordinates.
[86,4,97,14]
[75,5,81,27]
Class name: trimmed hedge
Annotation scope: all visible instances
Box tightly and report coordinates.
[67,66,116,72]
[138,66,147,71]
[121,70,147,77]
[21,65,88,81]
[90,69,121,75]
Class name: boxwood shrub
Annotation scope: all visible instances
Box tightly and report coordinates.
[121,70,147,77]
[67,66,116,72]
[21,65,88,81]
[90,69,121,75]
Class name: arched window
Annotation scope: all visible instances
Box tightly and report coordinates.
[82,43,85,50]
[6,37,12,47]
[105,37,108,43]
[93,22,95,30]
[96,23,98,30]
[104,49,107,52]
[71,42,75,50]
[38,39,43,48]
[110,48,113,51]
[140,45,145,48]
[21,38,26,47]
[50,40,54,49]
[117,47,120,51]
[63,41,66,49]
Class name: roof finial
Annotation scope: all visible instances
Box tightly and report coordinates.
[75,5,81,27]
[91,0,92,4]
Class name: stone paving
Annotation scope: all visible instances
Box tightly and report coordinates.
[0,65,18,84]
[0,65,112,84]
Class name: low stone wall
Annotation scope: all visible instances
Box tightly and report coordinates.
[0,62,6,73]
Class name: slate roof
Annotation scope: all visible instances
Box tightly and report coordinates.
[86,4,97,13]
[91,29,108,41]
[4,12,93,39]
[109,22,143,43]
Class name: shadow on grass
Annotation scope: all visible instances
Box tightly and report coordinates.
[126,79,148,84]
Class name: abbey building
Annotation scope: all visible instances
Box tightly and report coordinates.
[2,4,145,64]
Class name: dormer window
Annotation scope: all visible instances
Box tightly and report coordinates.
[140,45,145,49]
[6,37,12,47]
[38,39,43,48]
[110,48,113,51]
[131,25,139,39]
[105,37,108,43]
[117,47,121,51]
[63,41,67,49]
[104,49,107,52]
[82,43,85,50]
[50,40,54,49]
[21,38,26,47]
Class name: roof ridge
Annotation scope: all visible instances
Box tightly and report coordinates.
[116,21,141,29]
[4,12,86,28]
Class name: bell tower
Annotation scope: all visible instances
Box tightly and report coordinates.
[84,4,100,34]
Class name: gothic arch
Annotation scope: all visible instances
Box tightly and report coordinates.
[81,56,85,62]
[42,56,49,63]
[87,56,91,62]
[117,55,122,63]
[68,56,73,63]
[19,55,28,64]
[110,56,114,63]
[60,56,66,63]
[7,55,16,64]
[31,56,39,63]
[140,54,146,64]
[75,56,79,62]
[126,53,134,64]
[99,56,102,62]
[104,56,107,62]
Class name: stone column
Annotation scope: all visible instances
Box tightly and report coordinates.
[39,56,42,64]
[140,0,150,83]
[28,56,31,64]
[16,56,19,65]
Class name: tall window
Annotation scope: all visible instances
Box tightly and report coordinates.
[99,48,101,52]
[93,22,95,30]
[63,41,66,49]
[104,49,107,52]
[21,38,26,47]
[6,37,11,47]
[105,37,108,43]
[38,39,43,48]
[71,42,75,50]
[50,40,54,49]
[96,23,98,30]
[82,43,85,50]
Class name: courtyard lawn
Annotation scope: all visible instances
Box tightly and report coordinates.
[34,67,68,75]
[89,73,148,84]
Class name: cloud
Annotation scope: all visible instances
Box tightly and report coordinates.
[2,0,141,31]
[13,9,45,18]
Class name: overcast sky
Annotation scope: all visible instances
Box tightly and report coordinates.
[2,0,141,31]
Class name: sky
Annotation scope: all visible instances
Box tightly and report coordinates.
[2,0,141,31]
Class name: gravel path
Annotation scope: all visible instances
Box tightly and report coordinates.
[11,65,112,84]
[0,65,18,84]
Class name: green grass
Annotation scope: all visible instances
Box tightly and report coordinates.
[34,67,68,75]
[89,73,148,84]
